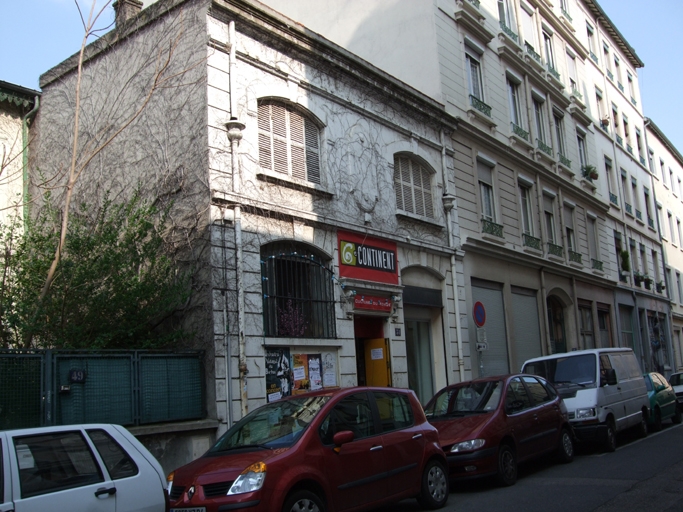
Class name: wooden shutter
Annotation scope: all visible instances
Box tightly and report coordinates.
[258,103,272,170]
[271,104,288,175]
[304,118,321,184]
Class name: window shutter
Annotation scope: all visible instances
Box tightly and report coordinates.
[394,159,404,211]
[271,104,288,174]
[289,111,306,180]
[304,118,321,184]
[400,158,414,213]
[258,103,272,171]
[564,206,574,230]
[413,162,425,216]
[421,166,434,218]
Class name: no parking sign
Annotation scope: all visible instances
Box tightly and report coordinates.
[473,301,486,327]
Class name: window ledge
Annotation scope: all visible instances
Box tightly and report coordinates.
[481,233,506,245]
[256,171,334,199]
[522,245,543,257]
[396,211,445,229]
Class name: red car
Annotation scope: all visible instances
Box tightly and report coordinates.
[423,374,574,486]
[167,387,448,512]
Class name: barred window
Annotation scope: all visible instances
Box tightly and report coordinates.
[261,243,336,338]
[258,100,321,184]
[394,156,434,218]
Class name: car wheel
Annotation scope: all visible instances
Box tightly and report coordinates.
[496,444,517,486]
[416,459,448,510]
[636,411,648,438]
[651,408,663,432]
[673,405,682,425]
[282,490,326,512]
[556,427,574,463]
[604,419,617,453]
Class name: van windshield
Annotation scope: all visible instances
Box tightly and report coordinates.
[524,354,597,388]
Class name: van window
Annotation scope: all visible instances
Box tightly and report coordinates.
[525,354,596,387]
[609,353,641,380]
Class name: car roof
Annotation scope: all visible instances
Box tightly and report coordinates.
[434,373,543,391]
[1,423,123,436]
[276,386,415,402]
[523,348,634,364]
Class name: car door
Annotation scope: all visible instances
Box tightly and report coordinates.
[372,391,424,498]
[504,377,539,460]
[318,392,387,511]
[0,434,13,512]
[9,429,115,512]
[85,427,164,512]
[521,376,560,454]
[652,374,676,419]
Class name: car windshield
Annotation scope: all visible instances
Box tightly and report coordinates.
[425,380,502,418]
[209,395,330,453]
[525,354,597,388]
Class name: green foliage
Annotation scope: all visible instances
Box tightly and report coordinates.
[0,193,191,349]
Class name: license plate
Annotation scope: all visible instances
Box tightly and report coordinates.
[170,508,206,512]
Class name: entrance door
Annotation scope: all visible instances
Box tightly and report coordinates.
[364,338,391,387]
[405,320,434,404]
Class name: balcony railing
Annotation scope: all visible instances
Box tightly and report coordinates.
[561,8,572,22]
[618,82,625,93]
[636,209,643,221]
[468,0,481,8]
[499,21,519,43]
[640,156,646,166]
[548,242,564,258]
[511,122,529,141]
[607,69,614,81]
[482,218,504,238]
[610,192,619,206]
[523,233,541,250]
[547,64,561,81]
[470,95,492,117]
[590,51,599,64]
[537,138,553,157]
[569,250,582,264]
[625,202,633,215]
[631,97,637,106]
[525,42,542,64]
[627,144,633,155]
[559,153,571,168]
[648,217,655,229]
[591,259,604,271]
[616,134,623,146]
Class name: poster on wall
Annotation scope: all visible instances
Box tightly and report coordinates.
[322,352,337,388]
[265,347,292,403]
[292,353,322,394]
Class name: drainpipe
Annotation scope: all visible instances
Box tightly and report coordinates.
[22,96,40,225]
[440,129,465,382]
[226,20,248,418]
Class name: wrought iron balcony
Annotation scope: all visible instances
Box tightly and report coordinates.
[616,134,623,146]
[569,250,582,264]
[499,21,519,43]
[561,8,572,22]
[618,82,625,93]
[482,218,504,238]
[470,95,492,117]
[547,64,561,81]
[631,97,637,106]
[610,193,619,206]
[590,51,599,64]
[640,156,646,166]
[607,69,614,81]
[468,0,481,8]
[627,144,633,155]
[625,202,633,215]
[591,259,604,271]
[511,122,529,141]
[525,42,542,64]
[523,233,541,250]
[636,209,642,221]
[537,138,553,157]
[547,242,564,258]
[559,153,571,168]
[648,217,655,229]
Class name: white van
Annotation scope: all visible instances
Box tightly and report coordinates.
[521,348,649,452]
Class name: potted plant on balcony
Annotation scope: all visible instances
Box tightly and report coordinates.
[582,164,599,181]
[633,271,644,286]
[643,275,652,290]
[656,280,666,293]
[619,250,630,278]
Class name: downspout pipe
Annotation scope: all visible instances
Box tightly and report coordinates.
[22,96,39,225]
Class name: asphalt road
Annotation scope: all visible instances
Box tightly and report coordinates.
[379,421,683,512]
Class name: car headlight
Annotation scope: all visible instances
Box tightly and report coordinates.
[227,462,266,495]
[450,439,486,453]
[575,408,596,419]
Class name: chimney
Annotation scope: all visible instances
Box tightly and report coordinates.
[113,0,144,27]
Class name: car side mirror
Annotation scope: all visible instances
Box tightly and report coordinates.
[333,430,355,447]
[601,368,617,386]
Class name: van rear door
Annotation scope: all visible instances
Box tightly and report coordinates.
[0,433,13,512]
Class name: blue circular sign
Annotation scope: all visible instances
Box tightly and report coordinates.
[473,301,486,327]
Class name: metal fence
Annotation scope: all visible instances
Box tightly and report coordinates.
[0,350,204,430]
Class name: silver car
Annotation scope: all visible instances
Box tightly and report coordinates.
[0,424,167,512]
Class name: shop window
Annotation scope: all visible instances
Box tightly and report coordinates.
[261,242,336,338]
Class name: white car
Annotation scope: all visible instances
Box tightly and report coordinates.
[0,424,167,512]
[669,373,683,406]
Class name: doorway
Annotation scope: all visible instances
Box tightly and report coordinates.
[405,320,434,404]
[354,316,391,387]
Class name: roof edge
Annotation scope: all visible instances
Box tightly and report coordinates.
[583,0,644,69]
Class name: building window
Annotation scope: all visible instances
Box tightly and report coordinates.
[669,212,676,246]
[652,250,661,284]
[587,24,597,58]
[627,73,635,99]
[612,105,619,137]
[577,133,587,170]
[543,31,556,69]
[670,169,676,193]
[660,159,666,183]
[478,161,496,222]
[648,149,655,173]
[622,115,630,147]
[567,52,578,92]
[507,78,524,129]
[519,184,534,236]
[678,272,683,304]
[498,0,516,30]
[595,87,606,128]
[658,205,666,239]
[534,98,547,144]
[394,155,434,218]
[587,216,598,260]
[544,194,557,244]
[579,304,594,349]
[261,242,336,338]
[466,52,484,101]
[639,244,647,274]
[258,100,321,184]
[521,6,537,49]
[564,205,576,251]
[635,129,644,159]
[554,113,566,157]
[644,188,652,223]
[631,179,639,213]
[678,219,682,245]
[614,56,622,83]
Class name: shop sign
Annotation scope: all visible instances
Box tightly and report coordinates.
[338,230,398,285]
[354,294,393,312]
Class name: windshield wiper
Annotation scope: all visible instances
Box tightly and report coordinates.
[213,444,273,453]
